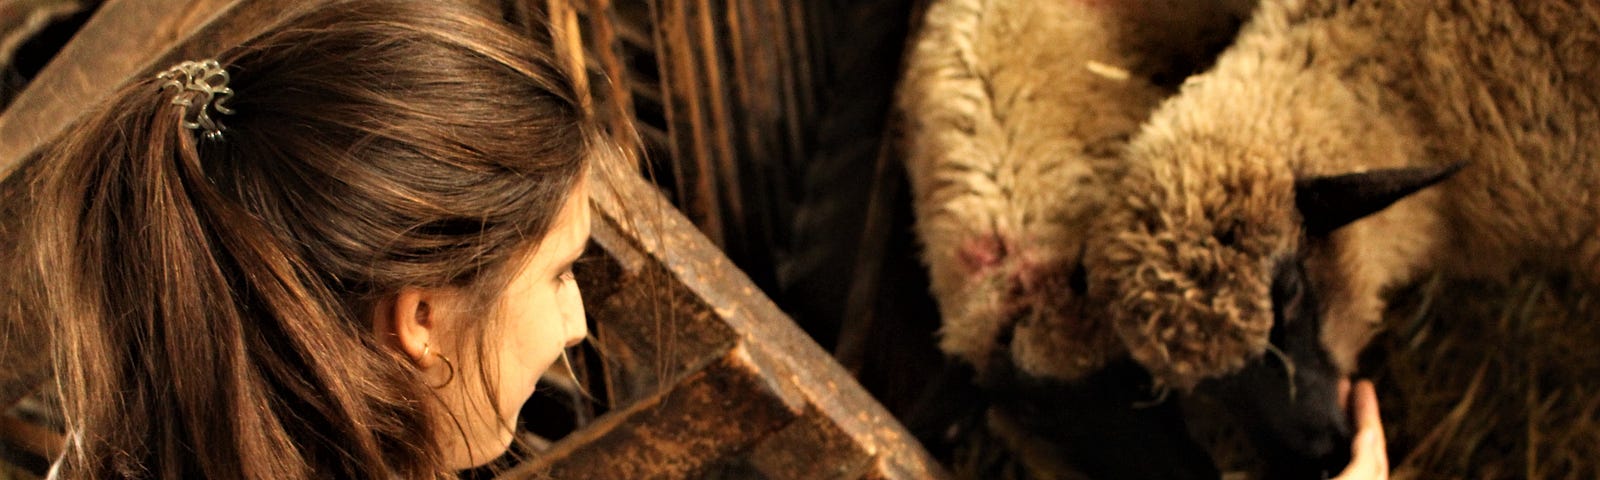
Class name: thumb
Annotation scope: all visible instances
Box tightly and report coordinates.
[1334,380,1388,480]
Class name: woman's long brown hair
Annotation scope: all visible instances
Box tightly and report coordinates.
[25,1,606,477]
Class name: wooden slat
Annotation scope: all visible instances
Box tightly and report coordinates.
[582,0,635,132]
[737,407,876,479]
[508,345,808,478]
[608,0,653,48]
[689,0,742,236]
[545,0,589,105]
[0,0,87,73]
[649,0,725,246]
[0,414,57,463]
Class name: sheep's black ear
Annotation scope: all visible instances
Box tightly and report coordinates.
[1295,163,1465,235]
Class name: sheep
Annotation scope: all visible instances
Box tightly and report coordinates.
[1086,0,1600,472]
[897,0,1256,477]
[898,0,1254,384]
[900,0,1148,384]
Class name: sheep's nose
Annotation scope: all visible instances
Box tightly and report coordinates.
[1299,417,1354,472]
[1300,428,1340,457]
[1284,394,1355,459]
[1311,413,1353,456]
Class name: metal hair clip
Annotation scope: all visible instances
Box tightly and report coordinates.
[158,59,235,140]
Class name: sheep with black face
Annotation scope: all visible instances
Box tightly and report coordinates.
[898,0,1258,477]
[1089,0,1600,475]
[899,0,1256,388]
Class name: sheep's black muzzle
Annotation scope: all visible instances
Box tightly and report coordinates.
[1204,257,1355,478]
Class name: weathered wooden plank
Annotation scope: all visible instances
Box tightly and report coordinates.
[0,414,56,462]
[582,0,636,132]
[505,344,807,479]
[739,407,877,479]
[650,0,715,245]
[577,220,743,403]
[689,0,741,239]
[0,0,88,76]
[546,163,948,479]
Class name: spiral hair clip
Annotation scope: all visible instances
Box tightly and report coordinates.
[157,59,235,140]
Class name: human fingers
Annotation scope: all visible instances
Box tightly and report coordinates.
[1339,377,1352,411]
[1333,380,1388,480]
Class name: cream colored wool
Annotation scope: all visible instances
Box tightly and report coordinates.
[899,0,1146,380]
[1089,0,1600,390]
[897,0,1252,379]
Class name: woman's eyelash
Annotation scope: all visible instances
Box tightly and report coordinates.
[557,255,598,283]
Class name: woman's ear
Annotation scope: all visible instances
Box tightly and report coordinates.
[372,286,440,366]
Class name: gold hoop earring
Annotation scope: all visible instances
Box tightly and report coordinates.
[422,342,456,388]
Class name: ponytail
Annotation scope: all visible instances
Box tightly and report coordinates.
[32,64,437,478]
[29,2,599,477]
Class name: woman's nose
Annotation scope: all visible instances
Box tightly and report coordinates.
[561,282,588,347]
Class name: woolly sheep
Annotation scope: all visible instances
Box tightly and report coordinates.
[1087,0,1600,470]
[898,0,1252,383]
[898,0,1256,477]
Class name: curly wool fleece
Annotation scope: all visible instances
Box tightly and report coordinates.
[1091,0,1600,389]
[900,0,1258,382]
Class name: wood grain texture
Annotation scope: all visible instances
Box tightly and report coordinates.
[499,162,946,479]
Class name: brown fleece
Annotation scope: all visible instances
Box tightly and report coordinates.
[1089,0,1600,389]
[897,0,1254,379]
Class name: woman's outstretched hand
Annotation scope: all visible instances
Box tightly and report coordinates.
[1333,380,1389,480]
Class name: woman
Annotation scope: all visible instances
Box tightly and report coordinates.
[26,1,613,477]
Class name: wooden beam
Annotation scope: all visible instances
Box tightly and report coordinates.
[0,414,58,465]
[509,344,807,478]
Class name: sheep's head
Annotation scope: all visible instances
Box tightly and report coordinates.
[1086,132,1299,391]
[1087,124,1460,471]
[1084,65,1467,383]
